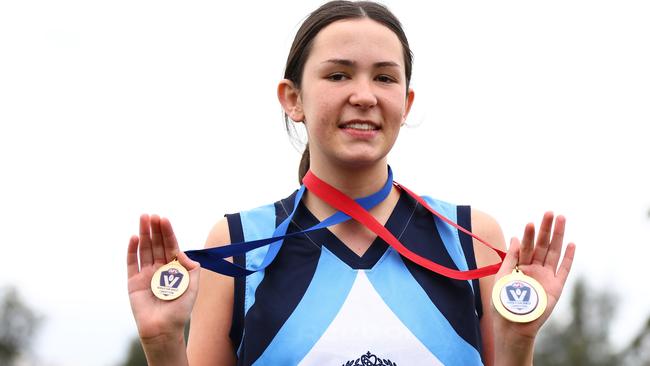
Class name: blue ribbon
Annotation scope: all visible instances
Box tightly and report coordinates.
[185,167,394,277]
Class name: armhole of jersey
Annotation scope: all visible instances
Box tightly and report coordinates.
[456,205,484,319]
[226,213,245,353]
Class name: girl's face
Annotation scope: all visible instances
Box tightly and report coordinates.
[293,18,414,171]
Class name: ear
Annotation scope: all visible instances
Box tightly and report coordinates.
[277,79,304,122]
[401,88,415,125]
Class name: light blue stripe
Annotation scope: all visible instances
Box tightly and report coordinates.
[240,203,277,316]
[422,196,467,271]
[422,196,474,293]
[254,246,357,366]
[366,249,483,366]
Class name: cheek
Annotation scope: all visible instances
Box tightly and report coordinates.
[302,98,333,136]
[304,91,339,122]
[385,95,408,121]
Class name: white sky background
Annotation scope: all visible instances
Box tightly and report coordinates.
[0,1,649,365]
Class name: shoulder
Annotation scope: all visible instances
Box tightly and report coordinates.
[223,191,300,239]
[470,209,505,247]
[204,216,231,249]
[470,208,507,265]
[203,194,288,248]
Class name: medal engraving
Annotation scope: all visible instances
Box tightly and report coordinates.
[492,268,547,322]
[150,259,189,300]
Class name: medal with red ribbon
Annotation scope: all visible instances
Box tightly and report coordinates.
[491,267,548,323]
[182,168,544,322]
[303,171,548,322]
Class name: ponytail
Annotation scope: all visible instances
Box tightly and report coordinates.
[298,143,310,184]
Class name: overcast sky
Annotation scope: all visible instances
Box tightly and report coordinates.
[1,1,649,365]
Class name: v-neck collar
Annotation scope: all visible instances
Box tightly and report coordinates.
[282,189,417,270]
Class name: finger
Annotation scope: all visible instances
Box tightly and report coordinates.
[127,235,140,278]
[544,215,566,269]
[150,214,166,264]
[531,211,554,265]
[176,250,200,271]
[498,237,521,276]
[556,242,576,287]
[181,251,201,301]
[138,214,154,267]
[519,223,536,265]
[160,217,179,262]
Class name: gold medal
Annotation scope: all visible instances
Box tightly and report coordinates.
[150,258,190,301]
[492,267,547,323]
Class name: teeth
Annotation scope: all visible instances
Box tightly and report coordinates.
[344,123,376,131]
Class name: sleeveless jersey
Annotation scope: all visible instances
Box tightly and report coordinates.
[226,190,484,366]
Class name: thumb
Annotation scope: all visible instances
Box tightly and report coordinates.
[498,237,520,277]
[177,250,201,272]
[176,251,201,300]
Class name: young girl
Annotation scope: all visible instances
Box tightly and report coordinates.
[126,1,576,365]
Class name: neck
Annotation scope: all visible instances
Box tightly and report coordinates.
[303,159,397,220]
[307,160,389,198]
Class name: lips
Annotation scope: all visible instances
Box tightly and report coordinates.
[339,120,380,131]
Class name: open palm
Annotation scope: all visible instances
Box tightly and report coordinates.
[127,214,200,341]
[493,212,576,339]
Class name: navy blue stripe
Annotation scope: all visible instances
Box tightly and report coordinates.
[226,213,246,353]
[457,205,483,356]
[238,192,322,365]
[400,195,482,352]
[456,205,483,319]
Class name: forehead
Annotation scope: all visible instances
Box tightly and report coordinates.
[308,18,404,66]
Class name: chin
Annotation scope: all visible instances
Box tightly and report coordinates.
[334,153,388,170]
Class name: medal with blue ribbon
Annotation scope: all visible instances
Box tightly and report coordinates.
[151,258,190,301]
[184,167,394,277]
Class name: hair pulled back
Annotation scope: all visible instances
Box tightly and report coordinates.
[283,0,413,184]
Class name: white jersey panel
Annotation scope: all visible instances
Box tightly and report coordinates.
[299,271,444,366]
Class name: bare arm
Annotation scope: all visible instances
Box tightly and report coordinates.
[472,209,506,366]
[472,210,576,366]
[127,215,239,366]
[127,215,200,366]
[186,217,237,366]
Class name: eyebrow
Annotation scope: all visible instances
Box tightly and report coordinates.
[321,59,401,68]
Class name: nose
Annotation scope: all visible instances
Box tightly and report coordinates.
[348,78,377,109]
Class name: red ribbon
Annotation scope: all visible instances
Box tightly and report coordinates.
[303,171,506,280]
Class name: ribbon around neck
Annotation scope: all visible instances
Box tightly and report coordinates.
[186,167,505,280]
[303,170,506,281]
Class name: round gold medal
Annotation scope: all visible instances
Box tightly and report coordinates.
[492,267,547,323]
[150,259,190,301]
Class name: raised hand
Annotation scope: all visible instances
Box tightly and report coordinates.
[127,214,200,342]
[493,212,576,339]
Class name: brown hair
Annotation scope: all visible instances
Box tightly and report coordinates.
[283,0,413,184]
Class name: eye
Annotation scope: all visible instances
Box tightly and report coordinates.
[376,74,397,83]
[327,73,349,81]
